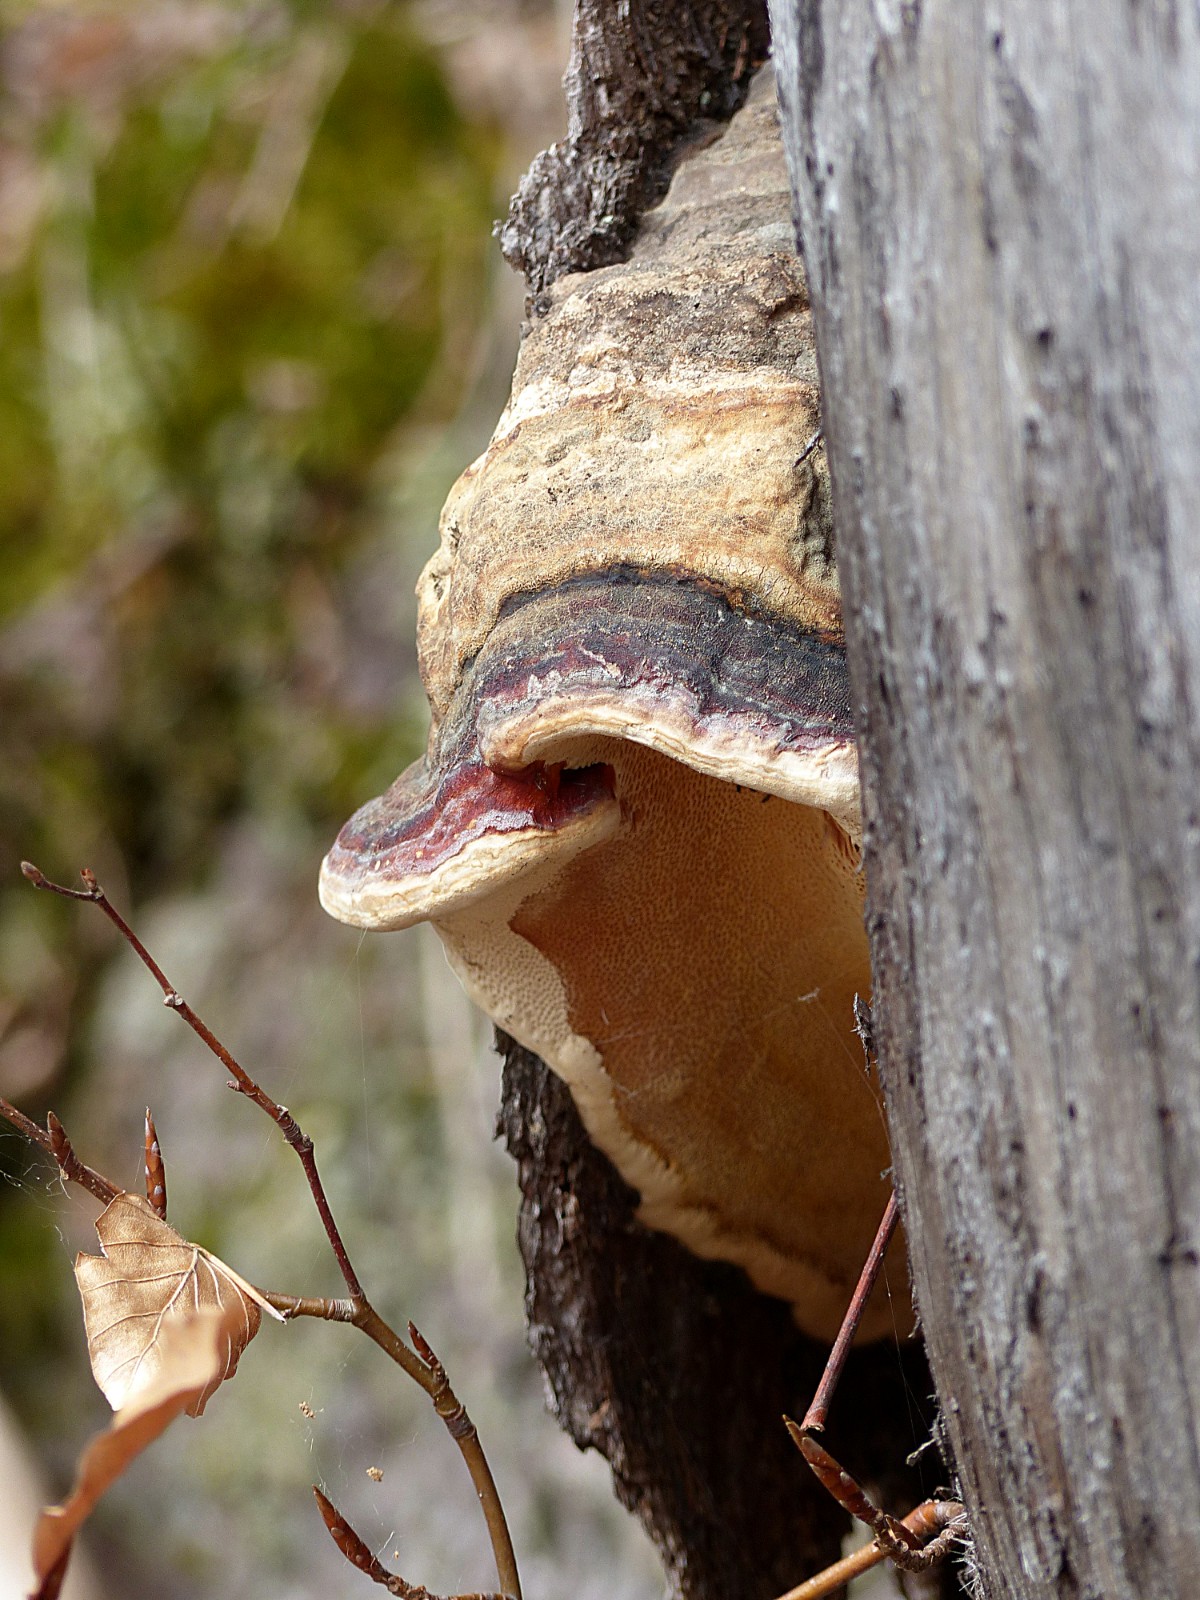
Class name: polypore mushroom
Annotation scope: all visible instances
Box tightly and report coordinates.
[320,69,893,1343]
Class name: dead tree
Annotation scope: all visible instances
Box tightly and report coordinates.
[770,4,1200,1597]
[489,5,957,1598]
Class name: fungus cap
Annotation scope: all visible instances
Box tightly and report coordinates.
[320,69,894,1342]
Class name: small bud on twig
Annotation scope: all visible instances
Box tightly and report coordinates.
[144,1108,167,1220]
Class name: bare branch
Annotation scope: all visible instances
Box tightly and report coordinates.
[801,1192,899,1436]
[775,1497,969,1600]
[783,1186,970,1579]
[18,862,523,1600]
[24,862,366,1301]
[48,1112,122,1208]
[314,1486,509,1600]
[408,1323,519,1598]
[1,1098,120,1209]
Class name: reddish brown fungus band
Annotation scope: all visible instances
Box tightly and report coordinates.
[325,565,853,886]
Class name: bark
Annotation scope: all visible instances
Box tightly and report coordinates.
[770,5,1200,1598]
[497,0,770,306]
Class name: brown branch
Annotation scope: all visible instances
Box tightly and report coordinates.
[801,1191,899,1434]
[34,1545,71,1600]
[787,1423,921,1556]
[22,862,366,1301]
[785,1184,971,1577]
[775,1497,968,1600]
[314,1486,506,1600]
[407,1322,517,1596]
[0,1098,119,1208]
[18,862,523,1600]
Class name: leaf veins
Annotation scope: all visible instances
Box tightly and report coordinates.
[74,1190,282,1416]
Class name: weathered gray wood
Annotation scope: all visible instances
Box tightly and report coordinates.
[770,3,1200,1596]
[492,15,970,1591]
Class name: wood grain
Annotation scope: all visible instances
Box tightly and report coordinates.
[771,3,1200,1595]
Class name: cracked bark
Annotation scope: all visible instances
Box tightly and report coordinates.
[497,0,771,306]
[770,4,1200,1597]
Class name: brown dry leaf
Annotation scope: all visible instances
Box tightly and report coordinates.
[74,1190,281,1416]
[32,1304,247,1595]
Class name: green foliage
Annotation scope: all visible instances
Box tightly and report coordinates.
[0,2,495,896]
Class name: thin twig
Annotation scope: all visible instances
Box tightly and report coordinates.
[0,1096,54,1156]
[18,862,523,1600]
[786,1422,924,1557]
[266,1276,521,1588]
[314,1487,506,1600]
[34,1546,71,1600]
[0,1098,119,1208]
[22,862,366,1301]
[803,1190,899,1434]
[408,1322,517,1593]
[786,1185,973,1572]
[774,1497,968,1600]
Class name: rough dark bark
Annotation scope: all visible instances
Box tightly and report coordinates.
[770,5,1200,1598]
[497,1033,951,1600]
[497,0,771,306]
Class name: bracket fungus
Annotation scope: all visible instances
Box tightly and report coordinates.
[321,70,894,1343]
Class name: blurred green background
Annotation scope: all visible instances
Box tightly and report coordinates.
[0,4,663,1596]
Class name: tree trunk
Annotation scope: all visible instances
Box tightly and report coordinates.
[493,6,959,1597]
[770,5,1200,1597]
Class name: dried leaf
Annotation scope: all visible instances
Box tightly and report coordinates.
[32,1305,247,1593]
[31,1197,282,1596]
[74,1190,282,1416]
